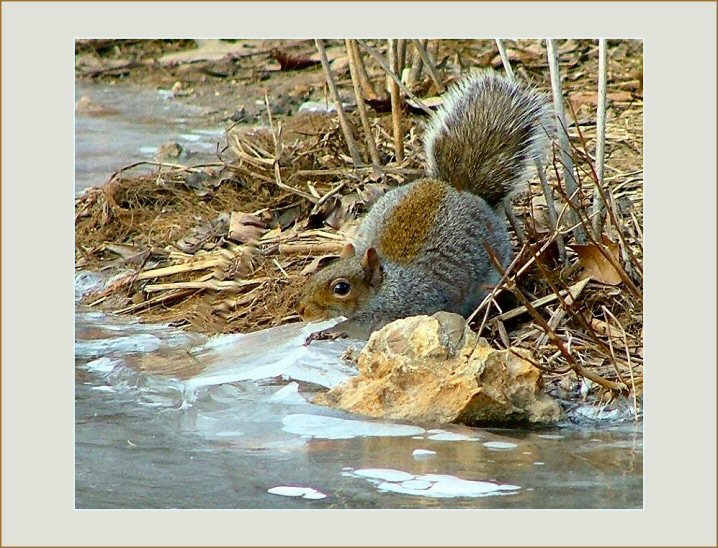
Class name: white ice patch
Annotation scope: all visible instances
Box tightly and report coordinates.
[91,385,116,393]
[354,469,415,482]
[573,405,631,421]
[75,333,163,359]
[185,319,359,390]
[400,479,433,490]
[537,434,565,440]
[282,414,426,440]
[345,468,520,499]
[85,357,122,373]
[427,431,480,442]
[215,431,245,438]
[179,133,203,142]
[193,128,226,137]
[298,101,338,114]
[268,382,306,405]
[412,449,437,458]
[75,271,107,299]
[483,441,518,450]
[268,486,327,500]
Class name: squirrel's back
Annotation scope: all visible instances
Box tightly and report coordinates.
[424,71,554,206]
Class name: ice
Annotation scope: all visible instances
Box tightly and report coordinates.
[354,469,415,482]
[412,449,437,458]
[75,334,163,359]
[400,479,433,490]
[268,486,327,499]
[75,271,106,299]
[346,467,520,498]
[537,434,565,440]
[85,357,122,373]
[483,441,518,450]
[184,320,359,390]
[282,414,426,440]
[428,432,480,442]
[268,383,307,405]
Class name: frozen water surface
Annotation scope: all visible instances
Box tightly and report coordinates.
[75,299,644,509]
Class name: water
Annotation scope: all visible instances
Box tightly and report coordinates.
[74,86,643,509]
[74,82,225,194]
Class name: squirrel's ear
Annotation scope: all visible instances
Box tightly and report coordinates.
[362,248,383,288]
[340,243,356,259]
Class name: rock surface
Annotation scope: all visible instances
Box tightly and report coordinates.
[314,312,564,426]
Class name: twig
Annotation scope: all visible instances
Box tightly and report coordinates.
[536,160,566,261]
[346,39,382,168]
[388,39,405,163]
[397,39,407,75]
[408,39,427,85]
[410,39,445,93]
[484,243,627,393]
[356,40,433,116]
[495,39,564,260]
[278,242,345,255]
[114,288,199,314]
[559,107,644,280]
[601,307,628,386]
[274,162,318,203]
[546,39,586,243]
[592,38,609,237]
[494,39,515,80]
[108,160,224,183]
[349,39,379,100]
[315,39,364,167]
[314,181,347,208]
[291,166,423,179]
[491,278,590,324]
[144,278,267,293]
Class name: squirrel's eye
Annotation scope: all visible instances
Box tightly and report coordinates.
[331,279,351,296]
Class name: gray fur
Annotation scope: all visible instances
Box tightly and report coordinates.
[351,181,511,333]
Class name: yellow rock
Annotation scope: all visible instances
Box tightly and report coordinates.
[314,312,563,426]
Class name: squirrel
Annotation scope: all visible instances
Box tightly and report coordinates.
[297,70,554,342]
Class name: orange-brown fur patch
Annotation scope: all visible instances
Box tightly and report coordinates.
[379,179,448,264]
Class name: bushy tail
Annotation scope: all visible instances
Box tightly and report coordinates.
[424,71,554,207]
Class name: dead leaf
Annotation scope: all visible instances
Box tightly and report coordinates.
[607,91,634,102]
[329,55,350,74]
[569,91,599,109]
[300,254,340,276]
[270,49,320,71]
[571,240,622,285]
[589,317,624,338]
[228,212,267,244]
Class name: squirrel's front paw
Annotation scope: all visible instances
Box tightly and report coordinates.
[304,328,348,346]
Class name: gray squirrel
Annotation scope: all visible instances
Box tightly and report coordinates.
[297,71,554,341]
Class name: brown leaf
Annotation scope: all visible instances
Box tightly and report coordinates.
[571,240,622,285]
[365,97,392,113]
[607,91,634,102]
[228,211,267,244]
[270,49,320,71]
[568,91,598,108]
[300,254,340,276]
